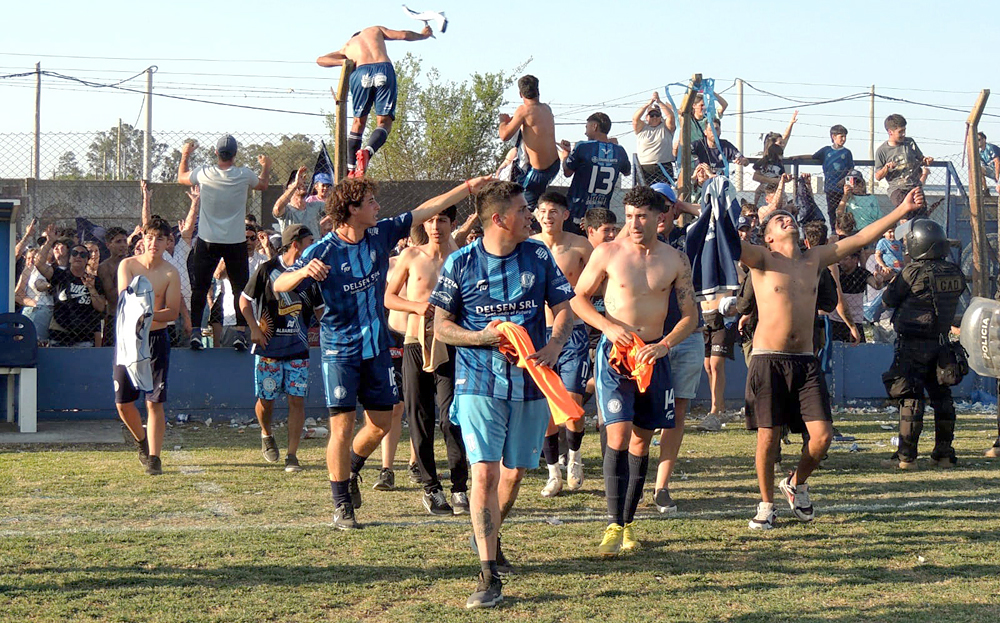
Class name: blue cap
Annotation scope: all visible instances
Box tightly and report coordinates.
[216,134,238,159]
[738,216,750,229]
[650,182,677,204]
[313,172,333,185]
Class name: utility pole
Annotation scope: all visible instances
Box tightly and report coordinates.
[33,63,41,180]
[677,73,701,203]
[967,89,991,297]
[736,78,744,191]
[333,60,356,182]
[116,119,123,181]
[869,85,875,183]
[143,67,153,181]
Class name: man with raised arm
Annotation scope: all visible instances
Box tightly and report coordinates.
[430,180,574,609]
[572,186,698,557]
[739,187,924,530]
[498,75,560,209]
[317,25,433,177]
[273,176,490,531]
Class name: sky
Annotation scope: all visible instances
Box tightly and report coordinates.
[2,0,998,176]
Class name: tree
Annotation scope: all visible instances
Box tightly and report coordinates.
[327,54,522,180]
[158,139,214,182]
[238,134,318,186]
[85,122,168,180]
[53,151,84,180]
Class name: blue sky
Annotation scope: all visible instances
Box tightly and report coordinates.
[2,0,996,166]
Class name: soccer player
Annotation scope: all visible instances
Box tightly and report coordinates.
[498,75,560,208]
[572,186,698,556]
[317,25,434,177]
[558,113,631,234]
[114,219,182,475]
[739,186,924,530]
[239,224,324,473]
[530,191,593,496]
[273,176,490,530]
[431,180,574,609]
[384,204,470,515]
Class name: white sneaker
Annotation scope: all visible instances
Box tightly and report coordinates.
[778,476,814,522]
[566,451,584,490]
[748,502,776,530]
[541,475,563,498]
[697,413,722,432]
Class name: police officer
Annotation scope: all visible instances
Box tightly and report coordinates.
[882,219,967,469]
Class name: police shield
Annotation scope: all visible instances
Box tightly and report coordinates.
[959,297,1000,378]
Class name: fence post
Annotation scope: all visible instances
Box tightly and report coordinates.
[677,73,701,203]
[143,67,153,181]
[333,60,356,183]
[966,89,991,297]
[736,78,744,191]
[33,63,41,181]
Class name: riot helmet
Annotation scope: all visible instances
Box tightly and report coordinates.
[904,219,949,261]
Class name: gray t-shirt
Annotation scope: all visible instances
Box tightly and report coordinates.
[635,123,674,165]
[276,198,325,240]
[875,138,924,192]
[189,165,259,244]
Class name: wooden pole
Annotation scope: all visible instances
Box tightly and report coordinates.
[967,89,991,297]
[735,78,744,192]
[33,63,41,180]
[143,68,153,181]
[677,73,701,203]
[333,60,355,183]
[868,85,875,183]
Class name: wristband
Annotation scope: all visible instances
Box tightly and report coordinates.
[465,180,472,194]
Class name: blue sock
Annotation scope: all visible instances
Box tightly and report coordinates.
[365,127,389,155]
[348,133,363,168]
[350,449,366,475]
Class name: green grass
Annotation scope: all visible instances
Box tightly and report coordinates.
[2,410,1000,622]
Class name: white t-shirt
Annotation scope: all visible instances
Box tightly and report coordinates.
[164,237,192,309]
[276,198,325,241]
[248,251,269,276]
[189,165,259,244]
[635,123,674,165]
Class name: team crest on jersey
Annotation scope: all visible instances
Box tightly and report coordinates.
[607,398,623,414]
[520,272,535,289]
[535,247,549,261]
[333,385,347,400]
[340,262,351,273]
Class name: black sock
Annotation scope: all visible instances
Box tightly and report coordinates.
[348,133,363,167]
[481,559,498,579]
[624,452,649,524]
[542,433,560,466]
[350,450,366,475]
[558,426,569,457]
[568,429,585,452]
[365,127,389,154]
[603,448,628,526]
[330,480,351,506]
[599,424,608,460]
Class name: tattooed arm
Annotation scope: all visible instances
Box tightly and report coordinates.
[637,250,698,365]
[434,307,501,347]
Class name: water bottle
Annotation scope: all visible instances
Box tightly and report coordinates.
[890,435,899,447]
[959,297,1000,378]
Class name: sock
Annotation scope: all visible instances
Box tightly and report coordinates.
[330,480,351,507]
[348,132,363,168]
[364,127,389,155]
[623,452,649,524]
[481,559,498,579]
[568,429,585,452]
[757,501,775,517]
[558,426,569,458]
[599,423,608,460]
[547,463,561,481]
[603,448,628,526]
[350,449,366,475]
[542,433,560,466]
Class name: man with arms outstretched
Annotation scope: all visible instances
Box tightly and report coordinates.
[274,176,490,530]
[572,186,698,556]
[317,25,433,177]
[498,75,560,209]
[740,187,924,530]
[431,180,574,608]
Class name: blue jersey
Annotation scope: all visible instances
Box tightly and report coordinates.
[981,143,1000,179]
[294,213,412,360]
[812,146,855,191]
[564,140,631,220]
[429,239,574,401]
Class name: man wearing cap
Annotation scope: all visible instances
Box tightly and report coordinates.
[274,166,332,240]
[633,92,676,184]
[239,224,324,473]
[178,135,272,351]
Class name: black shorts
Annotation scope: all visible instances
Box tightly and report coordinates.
[114,328,171,404]
[703,311,737,359]
[744,352,832,433]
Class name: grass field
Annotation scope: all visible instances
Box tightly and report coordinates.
[2,409,1000,623]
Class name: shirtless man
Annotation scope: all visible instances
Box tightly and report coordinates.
[572,186,698,556]
[385,206,470,515]
[531,192,593,496]
[317,25,433,177]
[498,75,560,209]
[114,218,182,476]
[740,187,924,530]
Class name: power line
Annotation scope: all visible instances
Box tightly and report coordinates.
[0,51,313,65]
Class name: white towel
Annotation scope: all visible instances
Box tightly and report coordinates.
[114,275,155,392]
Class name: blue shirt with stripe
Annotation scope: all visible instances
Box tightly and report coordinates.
[294,213,412,360]
[564,140,631,220]
[429,238,574,401]
[812,145,855,191]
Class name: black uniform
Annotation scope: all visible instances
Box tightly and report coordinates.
[882,259,966,463]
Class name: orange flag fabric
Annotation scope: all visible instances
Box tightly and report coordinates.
[495,322,584,424]
[608,332,654,393]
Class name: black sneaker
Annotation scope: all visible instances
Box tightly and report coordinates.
[422,488,453,516]
[284,455,302,473]
[233,333,248,352]
[466,571,503,609]
[451,491,470,515]
[190,330,204,351]
[373,467,395,491]
[145,455,163,476]
[332,502,358,530]
[349,472,363,509]
[408,462,422,484]
[653,488,677,514]
[261,435,280,463]
[122,424,150,467]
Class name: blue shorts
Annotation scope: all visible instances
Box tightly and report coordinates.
[594,335,675,430]
[668,330,703,400]
[450,395,548,469]
[350,62,397,119]
[321,348,399,411]
[255,356,310,400]
[546,324,592,395]
[519,159,560,208]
